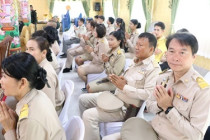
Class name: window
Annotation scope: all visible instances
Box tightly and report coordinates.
[130,0,146,33]
[104,1,115,27]
[53,1,86,20]
[174,0,210,58]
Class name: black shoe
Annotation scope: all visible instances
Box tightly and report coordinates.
[69,65,72,70]
[60,53,67,58]
[63,68,71,73]
[81,88,87,92]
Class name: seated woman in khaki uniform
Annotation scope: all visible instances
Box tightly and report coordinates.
[106,17,115,38]
[63,19,96,73]
[75,21,96,67]
[26,37,65,115]
[0,52,66,140]
[87,30,126,93]
[77,24,110,87]
[125,19,141,59]
[32,29,60,74]
[115,18,126,51]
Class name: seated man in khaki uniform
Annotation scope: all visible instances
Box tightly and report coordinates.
[63,19,96,73]
[79,32,161,140]
[60,18,86,58]
[105,32,210,140]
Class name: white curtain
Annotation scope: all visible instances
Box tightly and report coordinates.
[174,0,210,58]
[104,1,115,27]
[130,0,146,34]
[52,1,86,19]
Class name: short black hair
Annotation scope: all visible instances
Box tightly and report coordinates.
[94,15,98,19]
[79,18,85,23]
[108,17,115,24]
[95,24,106,38]
[98,15,105,21]
[90,21,96,28]
[2,52,47,90]
[154,22,165,30]
[138,32,157,50]
[130,19,141,29]
[86,18,93,23]
[176,28,189,33]
[166,32,198,55]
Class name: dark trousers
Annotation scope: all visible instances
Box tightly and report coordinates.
[62,37,80,53]
[204,126,210,140]
[124,105,140,121]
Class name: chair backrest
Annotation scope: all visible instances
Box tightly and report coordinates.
[0,36,13,77]
[59,80,74,127]
[204,71,210,84]
[29,24,35,36]
[136,101,146,119]
[136,101,155,122]
[64,116,85,140]
[20,26,28,37]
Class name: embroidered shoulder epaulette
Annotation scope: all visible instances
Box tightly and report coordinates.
[117,49,121,55]
[19,104,29,121]
[196,77,210,89]
[101,39,104,43]
[152,61,159,67]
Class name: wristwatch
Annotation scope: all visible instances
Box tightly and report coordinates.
[165,106,173,114]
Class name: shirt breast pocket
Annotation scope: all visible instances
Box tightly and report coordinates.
[174,99,191,118]
[135,74,145,88]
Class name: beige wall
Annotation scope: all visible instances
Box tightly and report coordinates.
[118,0,130,31]
[89,0,103,18]
[152,0,171,36]
[28,0,50,20]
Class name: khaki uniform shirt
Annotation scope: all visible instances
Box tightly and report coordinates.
[115,55,161,107]
[4,89,66,140]
[75,24,86,37]
[86,32,95,48]
[50,48,60,74]
[126,30,139,53]
[104,47,125,76]
[106,24,115,37]
[90,37,109,65]
[40,59,65,115]
[79,31,92,47]
[146,67,210,140]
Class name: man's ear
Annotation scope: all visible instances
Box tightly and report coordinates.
[150,47,154,53]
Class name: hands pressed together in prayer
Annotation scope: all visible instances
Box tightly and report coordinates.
[0,101,18,133]
[85,45,93,53]
[109,74,127,90]
[125,32,131,40]
[154,85,174,111]
[83,35,90,41]
[102,54,109,63]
